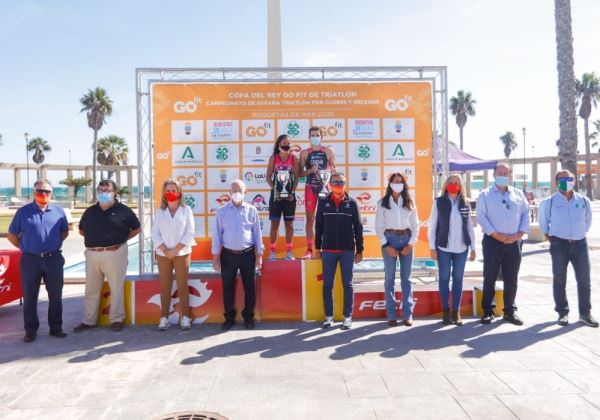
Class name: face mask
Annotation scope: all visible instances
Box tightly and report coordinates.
[558,180,575,192]
[34,193,50,205]
[98,192,114,204]
[390,183,404,193]
[280,145,291,152]
[231,192,244,203]
[331,185,345,196]
[310,136,321,146]
[495,176,509,187]
[446,184,461,194]
[164,192,180,202]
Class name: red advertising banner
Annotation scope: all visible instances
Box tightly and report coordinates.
[0,250,22,307]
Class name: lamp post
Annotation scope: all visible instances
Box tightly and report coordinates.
[24,132,30,199]
[522,127,527,190]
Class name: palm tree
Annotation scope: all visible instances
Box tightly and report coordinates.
[449,90,476,150]
[80,87,113,200]
[27,137,51,164]
[96,135,129,180]
[590,119,600,151]
[499,131,518,160]
[576,72,600,199]
[60,176,92,206]
[554,0,579,182]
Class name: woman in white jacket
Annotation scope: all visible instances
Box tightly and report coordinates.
[151,179,196,331]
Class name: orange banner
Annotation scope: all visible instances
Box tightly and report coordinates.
[151,82,433,258]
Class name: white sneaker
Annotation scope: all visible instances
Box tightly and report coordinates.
[341,316,352,330]
[285,251,295,260]
[158,317,171,331]
[321,317,334,328]
[267,253,277,261]
[180,315,192,330]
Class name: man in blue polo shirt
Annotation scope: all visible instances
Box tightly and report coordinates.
[7,180,69,342]
[538,169,598,327]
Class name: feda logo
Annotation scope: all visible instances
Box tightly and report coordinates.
[384,96,412,111]
[355,144,373,161]
[173,97,202,114]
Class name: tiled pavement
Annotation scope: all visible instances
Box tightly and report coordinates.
[1,206,600,419]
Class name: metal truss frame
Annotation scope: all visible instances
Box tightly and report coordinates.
[136,66,448,274]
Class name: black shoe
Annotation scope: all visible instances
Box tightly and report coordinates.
[557,314,569,326]
[24,332,36,343]
[244,319,255,330]
[480,313,495,324]
[73,322,95,333]
[580,314,599,328]
[221,319,235,331]
[503,313,524,326]
[388,319,398,327]
[442,308,451,325]
[451,310,463,326]
[49,330,67,338]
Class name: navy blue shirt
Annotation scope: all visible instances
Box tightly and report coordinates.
[8,202,68,254]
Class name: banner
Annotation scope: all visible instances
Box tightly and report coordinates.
[0,250,22,307]
[152,82,433,259]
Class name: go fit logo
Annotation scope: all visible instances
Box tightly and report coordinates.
[384,96,412,112]
[173,97,202,114]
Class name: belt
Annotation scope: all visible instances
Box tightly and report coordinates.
[24,250,61,258]
[87,244,123,252]
[549,236,585,243]
[223,246,255,255]
[385,229,411,236]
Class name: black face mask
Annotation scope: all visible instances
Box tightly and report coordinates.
[280,145,291,151]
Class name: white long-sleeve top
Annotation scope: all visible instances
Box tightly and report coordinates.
[152,205,196,257]
[427,196,475,253]
[375,196,420,246]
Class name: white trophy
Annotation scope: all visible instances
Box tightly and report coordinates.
[318,169,331,198]
[276,170,291,199]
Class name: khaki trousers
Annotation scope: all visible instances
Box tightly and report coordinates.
[83,244,128,324]
[156,254,191,318]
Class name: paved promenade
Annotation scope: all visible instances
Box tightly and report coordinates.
[1,204,600,419]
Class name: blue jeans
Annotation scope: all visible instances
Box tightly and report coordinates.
[437,248,468,311]
[322,250,355,318]
[549,237,591,316]
[382,232,414,320]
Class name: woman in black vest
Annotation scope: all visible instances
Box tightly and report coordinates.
[427,175,476,325]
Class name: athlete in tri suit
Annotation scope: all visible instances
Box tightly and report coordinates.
[299,126,335,259]
[266,134,300,260]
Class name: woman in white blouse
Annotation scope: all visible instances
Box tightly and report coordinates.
[375,173,419,327]
[151,179,196,331]
[427,175,476,326]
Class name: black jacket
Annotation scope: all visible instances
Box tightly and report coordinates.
[315,193,364,253]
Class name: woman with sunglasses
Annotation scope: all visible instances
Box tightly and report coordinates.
[151,179,196,331]
[427,175,476,326]
[375,173,419,326]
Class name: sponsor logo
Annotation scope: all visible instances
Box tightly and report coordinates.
[147,279,212,324]
[244,171,267,185]
[210,194,231,213]
[286,121,301,137]
[249,193,269,212]
[0,256,11,293]
[173,97,202,114]
[244,172,254,182]
[356,192,377,212]
[185,195,200,212]
[356,192,372,204]
[361,167,368,181]
[361,217,373,233]
[384,96,412,112]
[175,170,203,188]
[245,122,272,137]
[214,145,230,163]
[393,144,405,157]
[209,120,237,140]
[219,169,228,183]
[416,148,430,157]
[318,121,343,138]
[351,119,376,138]
[156,151,171,160]
[355,144,374,161]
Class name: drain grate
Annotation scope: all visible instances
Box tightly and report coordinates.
[153,411,228,420]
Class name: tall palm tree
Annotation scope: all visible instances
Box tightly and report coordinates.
[590,119,600,151]
[27,137,51,164]
[97,135,129,180]
[80,87,113,201]
[449,90,476,150]
[499,131,518,160]
[554,0,579,182]
[576,72,600,199]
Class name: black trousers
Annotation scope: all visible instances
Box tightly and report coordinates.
[220,249,256,321]
[20,252,65,334]
[481,235,522,316]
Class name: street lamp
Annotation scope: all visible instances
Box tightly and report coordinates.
[522,127,527,190]
[24,132,30,199]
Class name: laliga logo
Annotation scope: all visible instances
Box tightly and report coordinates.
[384,95,412,112]
[147,279,213,324]
[173,97,202,114]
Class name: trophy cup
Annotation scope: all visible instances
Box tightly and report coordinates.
[276,170,291,199]
[318,169,331,198]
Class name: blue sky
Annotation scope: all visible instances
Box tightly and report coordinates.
[1,0,600,186]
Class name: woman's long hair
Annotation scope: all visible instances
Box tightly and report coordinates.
[380,172,414,210]
[273,134,290,155]
[160,179,185,210]
[441,174,468,204]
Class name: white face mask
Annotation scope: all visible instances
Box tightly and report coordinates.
[231,192,244,203]
[390,183,404,193]
[310,136,321,146]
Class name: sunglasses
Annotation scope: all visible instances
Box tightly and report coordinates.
[558,177,574,182]
[34,189,52,195]
[502,199,510,210]
[330,180,346,186]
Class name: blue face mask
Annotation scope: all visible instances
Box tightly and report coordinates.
[310,136,321,146]
[495,176,509,187]
[98,192,114,204]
